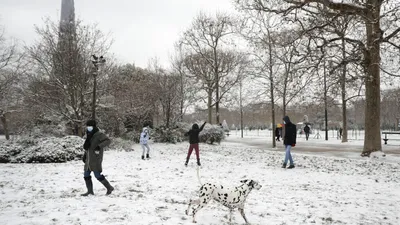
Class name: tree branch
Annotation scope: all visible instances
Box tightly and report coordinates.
[383,27,400,42]
[286,0,367,15]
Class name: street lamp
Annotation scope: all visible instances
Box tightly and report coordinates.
[91,54,106,120]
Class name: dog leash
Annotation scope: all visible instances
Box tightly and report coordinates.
[196,166,203,186]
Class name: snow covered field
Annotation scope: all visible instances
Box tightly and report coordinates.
[1,134,399,225]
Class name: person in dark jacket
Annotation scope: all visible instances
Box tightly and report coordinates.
[338,127,343,139]
[184,121,206,166]
[282,116,296,169]
[275,124,282,141]
[81,120,113,196]
[304,124,311,141]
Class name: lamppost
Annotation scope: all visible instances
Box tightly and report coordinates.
[91,54,106,120]
[323,60,329,141]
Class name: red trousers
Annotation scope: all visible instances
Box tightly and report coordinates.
[187,143,200,161]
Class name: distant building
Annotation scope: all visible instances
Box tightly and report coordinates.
[60,0,75,30]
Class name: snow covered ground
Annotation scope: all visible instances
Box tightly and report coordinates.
[1,133,400,225]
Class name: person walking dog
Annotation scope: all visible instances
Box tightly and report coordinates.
[81,120,114,196]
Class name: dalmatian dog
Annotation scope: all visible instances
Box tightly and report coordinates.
[185,179,262,224]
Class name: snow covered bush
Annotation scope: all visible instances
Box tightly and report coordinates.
[24,123,67,138]
[0,136,84,163]
[199,124,225,144]
[120,130,141,143]
[152,125,184,144]
[109,137,134,151]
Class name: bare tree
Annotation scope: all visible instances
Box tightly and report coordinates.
[107,63,157,131]
[147,58,182,128]
[170,44,201,122]
[0,28,26,140]
[236,0,400,156]
[236,10,282,146]
[180,11,242,124]
[302,12,365,142]
[381,88,400,130]
[274,29,317,116]
[25,18,112,136]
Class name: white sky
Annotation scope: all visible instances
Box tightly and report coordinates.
[0,0,236,68]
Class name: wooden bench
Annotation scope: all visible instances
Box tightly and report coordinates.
[382,131,400,144]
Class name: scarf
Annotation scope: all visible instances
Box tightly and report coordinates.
[83,127,99,150]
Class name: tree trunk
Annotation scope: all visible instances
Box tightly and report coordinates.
[282,73,287,116]
[1,114,10,140]
[75,120,83,137]
[166,100,171,128]
[91,72,97,120]
[268,31,276,148]
[214,48,220,125]
[341,38,348,143]
[208,90,213,124]
[216,84,220,124]
[180,72,184,122]
[361,7,382,156]
[324,61,328,141]
[240,76,244,138]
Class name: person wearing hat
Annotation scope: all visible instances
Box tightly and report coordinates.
[81,119,114,196]
[282,116,296,169]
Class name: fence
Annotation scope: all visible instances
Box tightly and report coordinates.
[230,129,366,140]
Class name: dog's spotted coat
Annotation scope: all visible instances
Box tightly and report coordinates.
[186,179,262,224]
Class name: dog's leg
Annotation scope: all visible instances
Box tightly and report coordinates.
[239,207,249,224]
[186,199,200,215]
[229,208,234,225]
[185,199,193,216]
[192,196,211,223]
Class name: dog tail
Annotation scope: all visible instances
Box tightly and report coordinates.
[196,166,203,186]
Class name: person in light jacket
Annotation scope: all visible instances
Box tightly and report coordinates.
[140,127,151,160]
[81,120,114,196]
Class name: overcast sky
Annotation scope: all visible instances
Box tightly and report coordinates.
[0,0,235,68]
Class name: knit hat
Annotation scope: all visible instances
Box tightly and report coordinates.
[86,120,97,127]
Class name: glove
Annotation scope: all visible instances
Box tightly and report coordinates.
[95,146,100,154]
[291,144,296,147]
[82,152,86,163]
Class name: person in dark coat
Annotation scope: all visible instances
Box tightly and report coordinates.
[304,124,311,141]
[184,121,206,166]
[282,116,296,169]
[275,124,282,141]
[81,120,113,196]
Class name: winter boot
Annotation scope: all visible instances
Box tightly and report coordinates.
[197,160,201,166]
[185,158,189,166]
[146,153,150,159]
[81,176,94,196]
[141,155,145,160]
[287,164,295,169]
[281,163,287,168]
[99,176,114,195]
